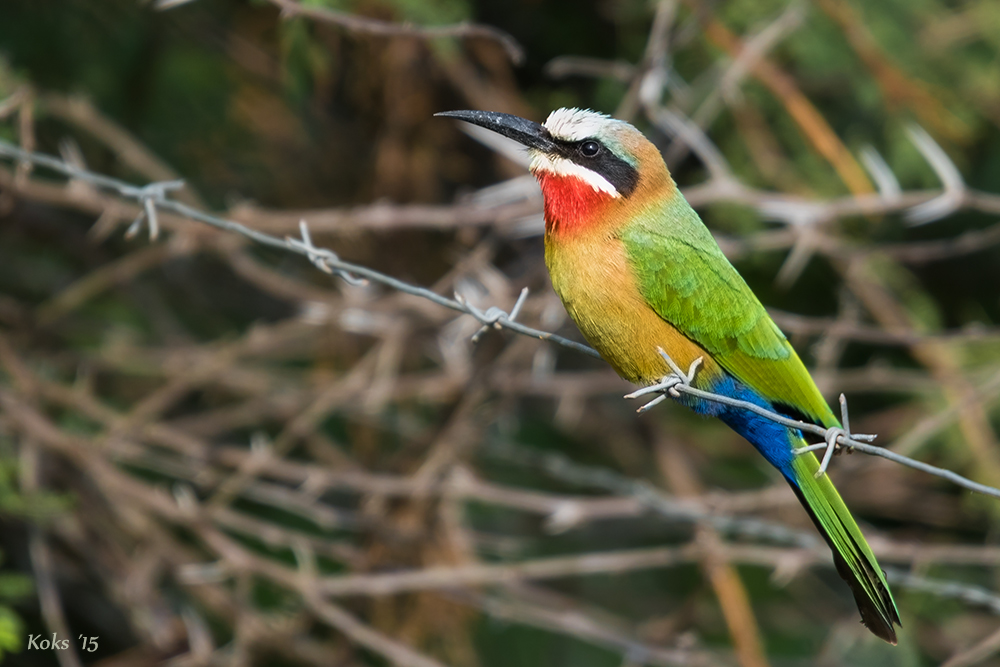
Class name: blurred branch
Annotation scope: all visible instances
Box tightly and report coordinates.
[37,243,179,325]
[21,442,84,667]
[815,0,970,143]
[839,258,1000,490]
[41,92,206,208]
[544,56,636,82]
[316,544,702,597]
[663,2,806,168]
[0,139,996,501]
[457,588,710,667]
[681,0,874,197]
[483,440,816,547]
[3,335,1000,663]
[616,0,679,120]
[885,570,1000,614]
[890,368,1000,458]
[903,124,966,225]
[0,85,30,120]
[768,308,1000,345]
[940,624,1000,667]
[265,0,525,64]
[657,439,769,667]
[303,595,451,667]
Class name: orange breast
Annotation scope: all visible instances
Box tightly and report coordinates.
[544,229,722,387]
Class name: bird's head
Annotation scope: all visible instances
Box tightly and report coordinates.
[437,108,672,235]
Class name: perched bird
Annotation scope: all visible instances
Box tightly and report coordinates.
[437,108,901,643]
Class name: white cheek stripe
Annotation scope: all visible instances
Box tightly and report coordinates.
[529,152,620,198]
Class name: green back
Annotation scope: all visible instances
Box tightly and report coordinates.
[620,195,838,428]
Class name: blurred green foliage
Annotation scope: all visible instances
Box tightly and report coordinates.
[0,552,33,662]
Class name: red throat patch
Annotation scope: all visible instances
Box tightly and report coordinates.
[536,172,615,235]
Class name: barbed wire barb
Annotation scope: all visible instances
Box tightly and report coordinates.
[467,286,530,343]
[809,393,874,478]
[286,220,368,285]
[624,350,703,413]
[121,179,184,241]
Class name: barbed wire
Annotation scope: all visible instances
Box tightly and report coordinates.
[1,138,997,503]
[0,140,597,359]
[628,349,1000,498]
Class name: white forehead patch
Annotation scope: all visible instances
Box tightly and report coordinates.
[529,152,620,198]
[543,107,610,142]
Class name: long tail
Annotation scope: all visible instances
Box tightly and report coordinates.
[695,373,901,641]
[788,439,901,644]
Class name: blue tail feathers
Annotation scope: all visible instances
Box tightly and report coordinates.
[679,373,798,479]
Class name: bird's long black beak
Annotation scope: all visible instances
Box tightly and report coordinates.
[435,110,556,152]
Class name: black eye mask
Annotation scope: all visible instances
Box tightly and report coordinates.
[550,137,640,197]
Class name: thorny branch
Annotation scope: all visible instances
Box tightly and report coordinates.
[0,139,995,501]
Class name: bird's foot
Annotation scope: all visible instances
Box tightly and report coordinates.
[794,394,877,478]
[625,349,703,414]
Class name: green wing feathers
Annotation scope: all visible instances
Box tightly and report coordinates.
[619,196,899,644]
[791,441,901,643]
[621,198,838,427]
[623,196,900,641]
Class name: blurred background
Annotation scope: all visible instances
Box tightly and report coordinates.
[1,0,1000,665]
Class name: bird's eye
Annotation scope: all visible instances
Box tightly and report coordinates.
[579,141,601,158]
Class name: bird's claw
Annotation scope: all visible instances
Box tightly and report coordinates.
[625,379,679,414]
[624,350,703,414]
